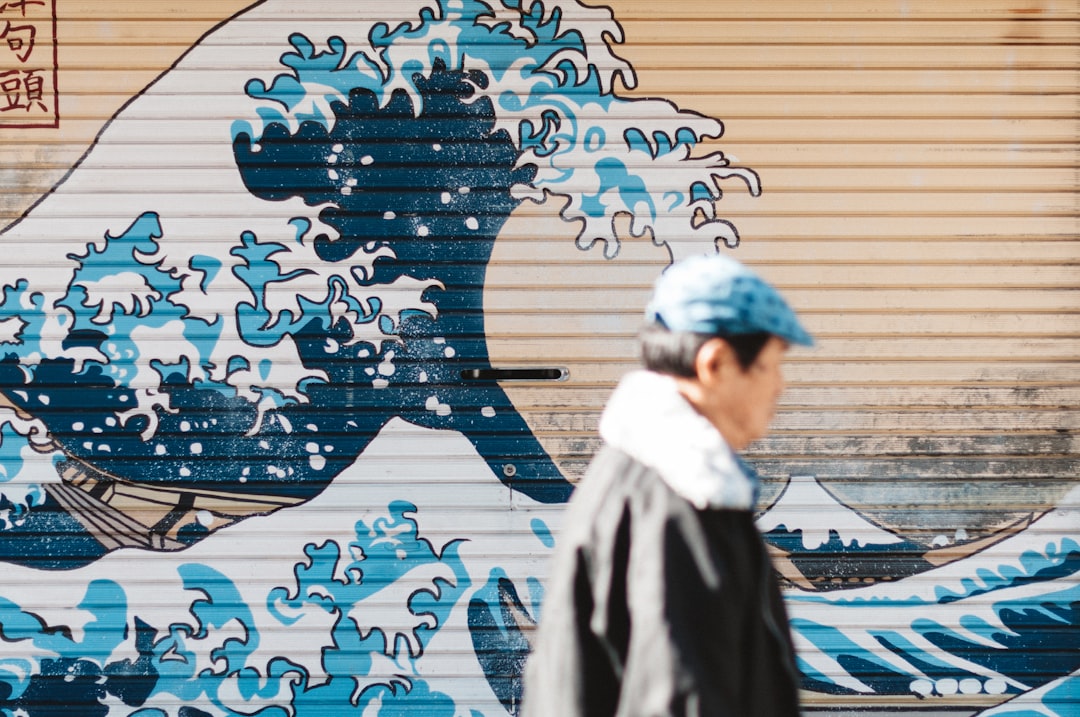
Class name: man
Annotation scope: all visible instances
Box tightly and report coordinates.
[522,254,811,717]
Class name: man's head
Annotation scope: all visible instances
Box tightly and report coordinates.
[640,255,813,450]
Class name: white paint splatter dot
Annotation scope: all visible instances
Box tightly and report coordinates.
[190,443,202,455]
[458,186,470,194]
[197,510,214,527]
[105,417,117,427]
[378,350,396,376]
[306,442,319,453]
[441,191,452,204]
[309,454,326,470]
[372,378,389,389]
[419,371,428,383]
[465,217,479,230]
[155,444,166,455]
[425,395,451,416]
[180,466,191,477]
[383,211,396,221]
[328,154,338,164]
[432,143,442,151]
[72,421,84,431]
[417,225,430,237]
[180,421,191,432]
[37,394,49,406]
[259,440,270,450]
[444,346,456,358]
[361,155,374,165]
[433,337,446,344]
[909,680,933,697]
[341,186,352,196]
[958,678,982,695]
[481,406,496,418]
[935,678,959,695]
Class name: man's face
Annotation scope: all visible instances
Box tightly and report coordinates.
[697,335,789,451]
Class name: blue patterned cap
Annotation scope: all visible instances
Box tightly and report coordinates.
[645,254,814,346]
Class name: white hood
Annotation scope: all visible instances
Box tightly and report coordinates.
[598,371,756,511]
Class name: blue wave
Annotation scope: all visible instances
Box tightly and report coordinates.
[788,500,1080,710]
[0,0,758,562]
[0,501,469,716]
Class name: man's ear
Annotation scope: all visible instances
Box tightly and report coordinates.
[693,337,735,386]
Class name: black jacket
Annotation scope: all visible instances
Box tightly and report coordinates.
[523,372,801,717]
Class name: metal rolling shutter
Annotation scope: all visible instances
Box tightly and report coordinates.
[0,1,1075,716]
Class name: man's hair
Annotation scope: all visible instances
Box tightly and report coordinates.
[639,324,772,377]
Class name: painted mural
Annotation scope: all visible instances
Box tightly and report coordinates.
[0,0,1075,715]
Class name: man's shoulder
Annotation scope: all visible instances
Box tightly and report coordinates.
[555,445,664,539]
[575,443,660,500]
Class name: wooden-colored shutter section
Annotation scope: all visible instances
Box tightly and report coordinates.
[494,0,1079,540]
